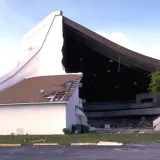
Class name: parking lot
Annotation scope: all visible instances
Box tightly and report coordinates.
[0,143,160,160]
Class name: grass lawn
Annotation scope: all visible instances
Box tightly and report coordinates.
[0,133,160,144]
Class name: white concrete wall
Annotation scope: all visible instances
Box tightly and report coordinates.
[153,116,160,131]
[0,11,65,92]
[66,86,88,130]
[79,114,88,125]
[154,123,160,131]
[66,87,79,130]
[0,103,66,135]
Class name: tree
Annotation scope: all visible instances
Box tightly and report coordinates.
[148,69,160,95]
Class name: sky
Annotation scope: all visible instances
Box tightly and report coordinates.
[0,0,160,76]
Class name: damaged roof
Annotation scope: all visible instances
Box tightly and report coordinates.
[63,17,160,72]
[0,74,82,104]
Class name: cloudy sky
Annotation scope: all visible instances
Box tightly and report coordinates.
[0,0,160,76]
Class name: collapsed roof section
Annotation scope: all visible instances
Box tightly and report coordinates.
[0,74,82,104]
[62,13,160,102]
[0,10,160,94]
[0,11,65,93]
[63,16,160,72]
[0,10,160,104]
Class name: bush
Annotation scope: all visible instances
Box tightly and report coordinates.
[83,125,89,133]
[62,128,70,135]
[80,124,89,133]
[72,124,81,133]
[72,124,89,134]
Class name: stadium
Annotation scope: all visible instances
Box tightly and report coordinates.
[0,11,160,134]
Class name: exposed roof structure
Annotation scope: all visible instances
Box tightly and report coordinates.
[0,11,159,105]
[63,17,160,72]
[0,74,82,104]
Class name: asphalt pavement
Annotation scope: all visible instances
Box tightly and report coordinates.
[0,143,160,160]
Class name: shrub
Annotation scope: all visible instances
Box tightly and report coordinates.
[62,128,70,135]
[72,124,89,134]
[83,125,89,133]
[72,124,82,133]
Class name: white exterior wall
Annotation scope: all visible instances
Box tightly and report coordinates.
[0,11,65,92]
[153,116,160,131]
[0,103,66,135]
[66,87,79,130]
[154,123,160,131]
[66,86,88,130]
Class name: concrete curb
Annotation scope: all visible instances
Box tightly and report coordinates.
[0,142,123,147]
[97,143,123,147]
[33,143,59,146]
[71,143,97,146]
[0,144,21,147]
[97,141,123,146]
[71,142,123,146]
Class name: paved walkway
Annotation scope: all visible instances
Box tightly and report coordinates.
[0,143,160,160]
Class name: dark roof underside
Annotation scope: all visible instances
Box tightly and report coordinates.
[63,17,160,72]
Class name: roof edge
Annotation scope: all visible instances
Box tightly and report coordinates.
[63,17,160,71]
[23,10,62,40]
[0,101,69,106]
[28,72,83,79]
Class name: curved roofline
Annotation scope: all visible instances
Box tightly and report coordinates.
[0,12,62,86]
[63,17,160,72]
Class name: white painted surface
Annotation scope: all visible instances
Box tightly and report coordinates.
[0,103,66,135]
[153,116,160,131]
[104,124,110,129]
[97,141,123,146]
[0,85,87,135]
[66,86,88,130]
[66,87,79,129]
[0,11,65,92]
[154,124,160,131]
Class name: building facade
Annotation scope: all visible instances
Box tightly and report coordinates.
[1,11,160,130]
[0,74,87,135]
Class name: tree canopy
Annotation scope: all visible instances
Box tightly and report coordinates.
[148,69,160,95]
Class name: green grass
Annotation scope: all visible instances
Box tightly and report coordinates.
[1,133,160,145]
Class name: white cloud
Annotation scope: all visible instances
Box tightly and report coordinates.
[96,31,133,50]
[0,28,160,77]
[96,31,160,60]
[0,37,23,76]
